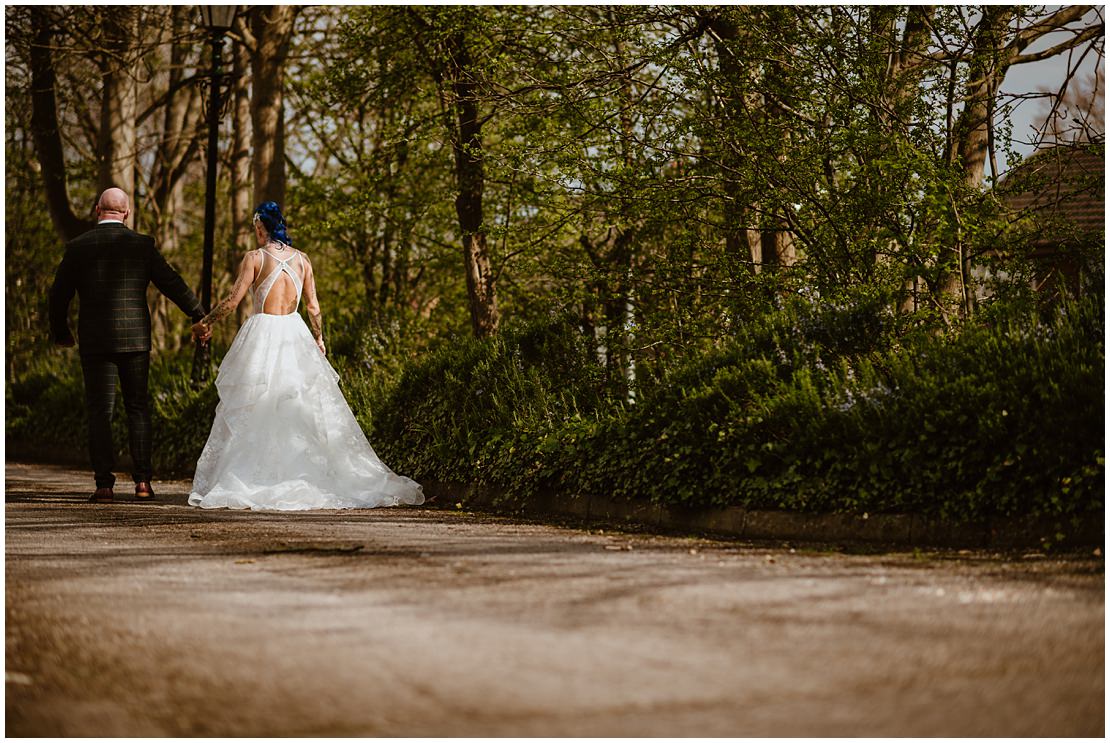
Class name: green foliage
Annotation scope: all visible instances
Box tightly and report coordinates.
[8,293,1102,532]
[7,351,218,476]
[369,315,612,495]
[146,361,220,475]
[4,5,1103,540]
[6,362,88,456]
[367,292,1104,525]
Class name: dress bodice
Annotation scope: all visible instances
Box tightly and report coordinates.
[254,248,304,314]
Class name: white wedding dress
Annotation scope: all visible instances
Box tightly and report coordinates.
[189,248,424,510]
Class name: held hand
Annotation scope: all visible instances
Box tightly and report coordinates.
[316,339,326,356]
[192,321,212,343]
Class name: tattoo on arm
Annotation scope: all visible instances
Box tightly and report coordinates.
[302,255,323,344]
[308,310,323,343]
[200,297,235,327]
[200,252,256,327]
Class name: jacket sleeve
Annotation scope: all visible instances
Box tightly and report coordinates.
[149,242,205,322]
[48,247,78,344]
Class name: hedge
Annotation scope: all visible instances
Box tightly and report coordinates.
[7,294,1103,531]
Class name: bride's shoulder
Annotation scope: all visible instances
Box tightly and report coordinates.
[237,248,263,267]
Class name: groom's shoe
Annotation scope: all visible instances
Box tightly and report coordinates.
[88,487,114,503]
[134,482,156,501]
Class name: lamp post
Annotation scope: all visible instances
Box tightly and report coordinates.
[192,4,238,385]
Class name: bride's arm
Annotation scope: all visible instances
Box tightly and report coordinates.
[302,255,325,355]
[193,251,259,340]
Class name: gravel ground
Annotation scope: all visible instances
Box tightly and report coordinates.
[5,462,1104,736]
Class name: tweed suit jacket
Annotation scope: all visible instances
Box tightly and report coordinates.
[49,222,205,355]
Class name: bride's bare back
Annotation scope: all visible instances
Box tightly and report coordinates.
[198,243,327,354]
[255,248,305,315]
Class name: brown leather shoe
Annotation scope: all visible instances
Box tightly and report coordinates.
[89,487,114,503]
[134,482,156,501]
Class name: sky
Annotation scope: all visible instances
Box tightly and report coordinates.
[997,7,1104,170]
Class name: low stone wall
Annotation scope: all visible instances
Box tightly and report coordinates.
[422,481,1103,549]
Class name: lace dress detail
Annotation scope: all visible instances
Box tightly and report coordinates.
[189,248,423,510]
[253,248,304,310]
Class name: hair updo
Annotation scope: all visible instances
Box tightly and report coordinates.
[253,201,292,247]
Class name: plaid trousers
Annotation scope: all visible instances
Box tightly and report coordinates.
[80,352,152,488]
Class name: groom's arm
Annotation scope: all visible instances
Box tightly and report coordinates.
[149,241,205,322]
[48,247,78,346]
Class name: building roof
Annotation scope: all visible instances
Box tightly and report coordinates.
[997,144,1104,244]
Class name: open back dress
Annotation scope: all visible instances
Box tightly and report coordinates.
[189,248,424,510]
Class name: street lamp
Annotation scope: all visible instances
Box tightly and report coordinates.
[192,5,238,385]
[199,4,237,33]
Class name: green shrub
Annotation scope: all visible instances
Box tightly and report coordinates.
[372,293,1103,525]
[8,295,1103,529]
[368,315,610,490]
[7,351,218,476]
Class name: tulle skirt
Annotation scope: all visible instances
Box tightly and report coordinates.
[189,312,424,511]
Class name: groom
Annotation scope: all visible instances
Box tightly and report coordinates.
[49,187,207,503]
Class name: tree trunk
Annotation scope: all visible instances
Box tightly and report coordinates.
[152,7,202,213]
[448,32,499,338]
[230,31,253,325]
[707,8,796,292]
[378,227,394,315]
[97,7,139,200]
[882,5,935,119]
[944,7,1011,316]
[144,6,203,351]
[761,226,795,270]
[954,7,1011,190]
[375,131,409,318]
[610,14,639,398]
[707,11,762,282]
[28,7,95,241]
[249,5,298,208]
[950,5,1099,187]
[390,138,412,312]
[150,181,187,353]
[758,39,797,278]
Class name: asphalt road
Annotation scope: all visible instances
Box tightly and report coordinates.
[5,462,1104,736]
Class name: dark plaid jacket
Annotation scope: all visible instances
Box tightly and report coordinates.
[49,222,205,355]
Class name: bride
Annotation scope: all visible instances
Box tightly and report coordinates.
[188,201,424,510]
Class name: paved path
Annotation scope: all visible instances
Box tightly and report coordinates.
[5,462,1104,736]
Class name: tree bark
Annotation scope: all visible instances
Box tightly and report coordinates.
[758,41,796,276]
[760,227,795,270]
[944,6,1099,315]
[448,32,499,338]
[151,6,202,214]
[28,7,95,241]
[706,11,761,278]
[391,138,413,311]
[952,5,1100,188]
[97,7,139,199]
[883,5,935,110]
[953,7,1011,190]
[248,5,298,208]
[376,121,409,318]
[145,6,205,351]
[230,30,253,325]
[149,179,188,353]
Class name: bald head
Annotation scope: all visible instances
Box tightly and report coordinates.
[96,188,130,222]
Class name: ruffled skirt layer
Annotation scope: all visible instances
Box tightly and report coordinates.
[189,313,424,510]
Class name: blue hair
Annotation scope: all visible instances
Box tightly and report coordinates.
[253,201,292,247]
